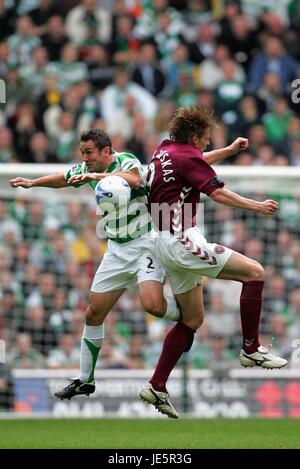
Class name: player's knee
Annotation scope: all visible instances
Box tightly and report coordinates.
[247,261,265,281]
[184,315,204,331]
[193,316,204,330]
[142,298,165,318]
[86,303,102,322]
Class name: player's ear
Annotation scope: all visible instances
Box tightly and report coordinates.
[101,146,110,157]
[190,135,198,146]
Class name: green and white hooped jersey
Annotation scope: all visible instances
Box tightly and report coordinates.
[64,152,151,243]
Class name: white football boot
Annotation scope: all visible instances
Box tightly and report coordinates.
[240,346,288,369]
[139,383,179,419]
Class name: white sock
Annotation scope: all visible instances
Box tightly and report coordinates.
[79,324,104,383]
[163,295,181,321]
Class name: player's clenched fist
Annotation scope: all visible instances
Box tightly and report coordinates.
[259,199,279,215]
[229,137,249,154]
[10,177,33,188]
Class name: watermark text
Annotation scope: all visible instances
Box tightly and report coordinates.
[291,79,300,104]
[0,79,6,104]
[0,340,6,363]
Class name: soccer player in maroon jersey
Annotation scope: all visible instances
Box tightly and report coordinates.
[139,107,287,418]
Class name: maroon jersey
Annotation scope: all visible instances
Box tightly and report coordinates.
[147,139,224,234]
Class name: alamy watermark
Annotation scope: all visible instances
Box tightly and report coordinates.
[291,79,300,104]
[0,339,6,363]
[95,201,205,240]
[291,339,300,365]
[0,78,6,104]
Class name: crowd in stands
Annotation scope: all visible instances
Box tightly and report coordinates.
[1,0,300,165]
[1,0,300,408]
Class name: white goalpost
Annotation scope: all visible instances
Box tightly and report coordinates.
[1,164,300,197]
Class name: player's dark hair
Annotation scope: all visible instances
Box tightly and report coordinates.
[168,107,216,144]
[80,128,112,153]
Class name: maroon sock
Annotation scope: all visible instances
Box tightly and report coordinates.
[150,322,195,392]
[240,280,264,354]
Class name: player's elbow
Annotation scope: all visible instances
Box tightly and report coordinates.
[131,176,141,189]
[209,188,224,202]
[126,173,141,189]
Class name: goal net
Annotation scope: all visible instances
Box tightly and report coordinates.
[0,164,300,414]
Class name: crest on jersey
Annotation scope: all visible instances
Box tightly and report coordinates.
[214,245,225,254]
[210,176,222,185]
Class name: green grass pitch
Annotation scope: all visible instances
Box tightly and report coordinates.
[0,418,299,448]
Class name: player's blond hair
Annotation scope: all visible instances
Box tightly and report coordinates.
[168,107,216,144]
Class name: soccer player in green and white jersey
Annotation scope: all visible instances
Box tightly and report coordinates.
[10,128,181,399]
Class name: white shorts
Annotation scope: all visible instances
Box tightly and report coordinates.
[91,236,165,293]
[155,227,233,294]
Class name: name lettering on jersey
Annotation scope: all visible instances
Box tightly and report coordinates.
[154,149,175,183]
[161,159,172,169]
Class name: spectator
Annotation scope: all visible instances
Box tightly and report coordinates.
[29,0,59,36]
[233,95,261,139]
[134,0,183,41]
[200,43,245,90]
[49,289,72,335]
[268,314,290,360]
[0,127,17,163]
[205,293,240,339]
[110,14,139,65]
[8,333,46,368]
[153,10,185,65]
[100,67,157,124]
[28,132,56,163]
[182,0,212,30]
[41,15,69,61]
[214,59,245,124]
[264,275,289,319]
[8,16,41,66]
[50,111,77,162]
[263,97,293,147]
[220,14,258,70]
[43,84,87,138]
[10,103,38,162]
[65,0,111,46]
[0,0,14,41]
[19,305,57,356]
[5,65,34,118]
[257,72,284,111]
[132,43,166,97]
[0,41,11,76]
[249,36,299,92]
[46,43,88,92]
[290,138,300,165]
[19,46,49,98]
[166,43,200,91]
[286,289,300,340]
[123,335,147,369]
[87,45,115,91]
[255,144,275,165]
[47,333,80,368]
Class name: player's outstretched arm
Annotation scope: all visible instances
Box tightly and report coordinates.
[69,169,141,189]
[10,173,68,189]
[112,169,141,189]
[209,187,279,215]
[204,137,248,165]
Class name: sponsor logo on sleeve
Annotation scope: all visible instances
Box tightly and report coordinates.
[210,176,222,186]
